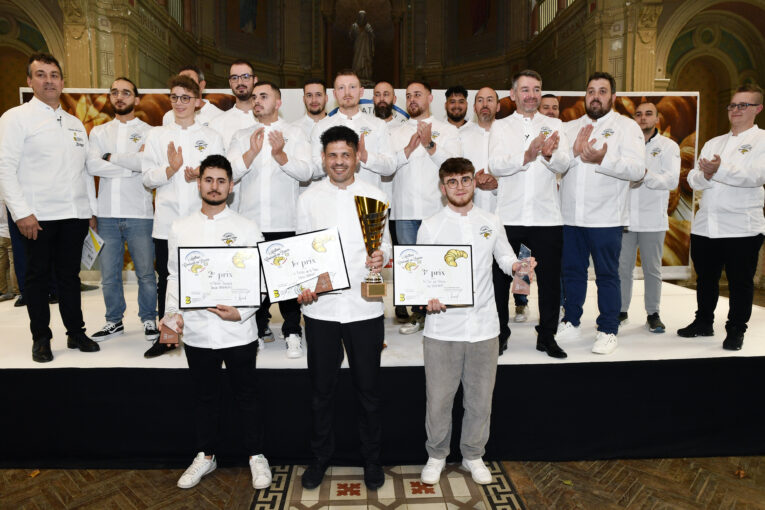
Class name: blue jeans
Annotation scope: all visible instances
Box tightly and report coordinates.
[395,219,422,245]
[98,217,157,323]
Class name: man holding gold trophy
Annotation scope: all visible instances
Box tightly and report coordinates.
[295,125,391,491]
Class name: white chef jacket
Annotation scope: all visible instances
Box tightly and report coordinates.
[459,120,496,213]
[296,178,392,322]
[489,112,570,226]
[142,121,225,239]
[627,130,680,232]
[390,117,462,220]
[162,99,223,128]
[688,125,765,238]
[419,205,517,342]
[228,119,313,232]
[87,118,154,219]
[0,96,96,222]
[0,200,8,238]
[208,106,257,151]
[561,110,645,227]
[166,207,264,349]
[310,110,396,187]
[294,113,323,140]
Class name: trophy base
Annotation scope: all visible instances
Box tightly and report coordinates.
[361,281,387,298]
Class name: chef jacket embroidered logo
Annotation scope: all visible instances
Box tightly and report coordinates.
[479,225,493,239]
[130,133,142,143]
[265,243,289,267]
[650,147,662,157]
[195,140,208,152]
[540,126,552,138]
[601,128,615,138]
[431,130,440,140]
[70,129,85,147]
[397,249,422,272]
[739,144,752,154]
[359,127,371,136]
[221,232,237,245]
[183,251,209,275]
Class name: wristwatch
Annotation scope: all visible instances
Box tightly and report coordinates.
[102,153,111,161]
[426,140,435,149]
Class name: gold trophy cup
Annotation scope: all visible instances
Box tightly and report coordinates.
[355,195,389,298]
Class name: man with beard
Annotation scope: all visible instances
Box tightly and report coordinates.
[310,70,395,188]
[295,79,328,139]
[618,102,679,333]
[228,81,312,357]
[391,81,461,334]
[445,85,469,128]
[164,155,272,491]
[86,77,158,343]
[539,94,560,119]
[373,80,405,124]
[556,72,644,355]
[209,60,258,150]
[488,70,570,358]
[161,64,223,127]
[0,53,99,362]
[295,126,390,491]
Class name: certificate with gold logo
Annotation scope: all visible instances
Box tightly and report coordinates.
[393,245,474,306]
[178,246,261,309]
[258,227,350,303]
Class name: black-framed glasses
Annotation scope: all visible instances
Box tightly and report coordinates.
[229,73,254,82]
[726,103,760,111]
[444,176,474,189]
[170,94,196,104]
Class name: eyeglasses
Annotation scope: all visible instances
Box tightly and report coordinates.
[109,90,133,98]
[229,73,254,82]
[444,176,474,189]
[726,103,761,111]
[170,94,196,104]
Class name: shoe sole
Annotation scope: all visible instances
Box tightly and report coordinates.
[647,324,665,334]
[592,344,617,355]
[32,355,53,363]
[178,465,216,489]
[536,345,568,359]
[92,330,124,342]
[286,350,303,359]
[461,463,492,484]
[513,317,527,323]
[145,333,159,341]
[253,477,272,489]
[399,326,424,335]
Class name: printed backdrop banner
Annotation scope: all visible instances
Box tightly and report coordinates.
[21,88,698,278]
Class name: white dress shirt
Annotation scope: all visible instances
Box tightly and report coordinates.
[310,110,396,187]
[419,205,517,342]
[489,112,570,226]
[561,110,645,227]
[166,207,264,349]
[0,96,96,222]
[141,121,225,239]
[459,120,496,213]
[208,105,257,151]
[688,126,765,238]
[87,117,154,219]
[628,130,680,232]
[162,99,223,128]
[228,119,313,232]
[390,117,462,220]
[296,178,392,323]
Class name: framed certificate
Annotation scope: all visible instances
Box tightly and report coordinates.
[258,227,351,303]
[393,245,474,306]
[178,246,261,309]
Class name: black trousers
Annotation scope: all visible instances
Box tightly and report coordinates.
[23,218,88,341]
[492,225,563,339]
[184,341,263,456]
[690,233,763,332]
[304,315,385,464]
[153,238,168,319]
[256,231,302,337]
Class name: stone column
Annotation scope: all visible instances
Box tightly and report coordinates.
[624,1,662,91]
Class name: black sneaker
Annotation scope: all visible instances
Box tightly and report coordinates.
[143,320,160,341]
[618,312,628,325]
[677,320,714,338]
[722,331,744,351]
[364,462,385,490]
[92,321,124,342]
[394,305,410,323]
[259,327,275,343]
[646,313,665,333]
[14,295,25,307]
[301,461,328,489]
[144,340,176,358]
[67,332,100,352]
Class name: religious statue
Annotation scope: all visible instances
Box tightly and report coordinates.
[349,10,375,84]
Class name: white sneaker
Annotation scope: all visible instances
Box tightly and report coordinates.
[399,313,425,335]
[257,337,265,351]
[513,306,528,323]
[555,321,581,341]
[461,457,492,484]
[559,306,565,323]
[249,454,272,489]
[592,331,618,354]
[286,334,304,358]
[421,457,446,484]
[177,452,216,489]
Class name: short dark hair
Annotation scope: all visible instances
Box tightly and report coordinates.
[27,53,62,77]
[303,78,326,92]
[735,83,764,104]
[320,125,359,152]
[587,71,616,94]
[230,59,254,74]
[406,80,432,93]
[439,157,475,182]
[178,64,205,82]
[512,70,542,89]
[112,76,138,96]
[445,85,468,99]
[541,93,557,100]
[253,80,281,99]
[199,154,232,180]
[168,74,200,97]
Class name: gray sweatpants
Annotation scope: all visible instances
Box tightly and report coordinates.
[618,230,666,314]
[423,336,498,461]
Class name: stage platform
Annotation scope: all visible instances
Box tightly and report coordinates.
[2,280,765,468]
